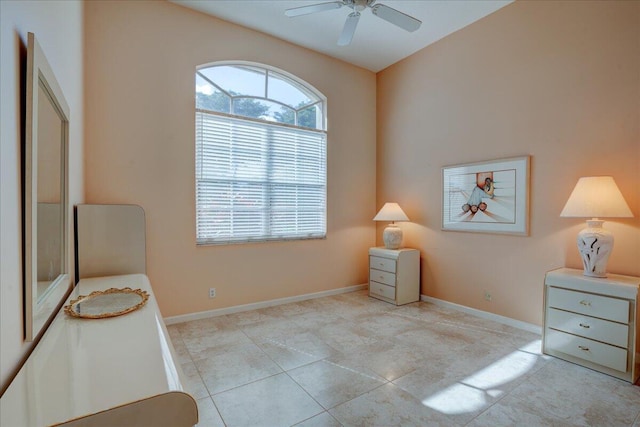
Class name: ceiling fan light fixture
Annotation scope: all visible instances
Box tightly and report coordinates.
[353,0,368,12]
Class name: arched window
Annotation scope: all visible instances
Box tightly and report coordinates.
[195,62,327,244]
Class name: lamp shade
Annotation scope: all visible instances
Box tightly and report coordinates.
[560,176,633,218]
[560,176,632,278]
[373,202,409,222]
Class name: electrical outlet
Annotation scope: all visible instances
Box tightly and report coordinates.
[484,291,492,301]
[209,288,216,299]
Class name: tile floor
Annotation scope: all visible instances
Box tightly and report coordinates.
[167,290,640,427]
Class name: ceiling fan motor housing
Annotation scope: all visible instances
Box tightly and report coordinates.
[351,0,370,12]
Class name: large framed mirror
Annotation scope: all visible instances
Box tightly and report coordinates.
[24,32,71,341]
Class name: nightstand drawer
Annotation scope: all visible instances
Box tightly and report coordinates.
[370,281,395,300]
[369,269,395,287]
[370,256,396,273]
[547,308,629,348]
[548,287,629,323]
[545,329,627,372]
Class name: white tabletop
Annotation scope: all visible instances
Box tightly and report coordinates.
[546,268,640,299]
[0,274,194,426]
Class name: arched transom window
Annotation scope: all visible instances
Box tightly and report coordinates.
[195,62,327,245]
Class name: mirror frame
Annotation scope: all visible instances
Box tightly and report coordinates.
[24,32,71,341]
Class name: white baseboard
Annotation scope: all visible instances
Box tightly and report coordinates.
[164,284,368,325]
[164,286,541,334]
[420,295,542,335]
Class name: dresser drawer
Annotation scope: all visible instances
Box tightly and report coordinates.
[370,281,395,301]
[545,329,627,372]
[547,308,629,348]
[370,256,396,273]
[369,269,395,287]
[547,287,629,323]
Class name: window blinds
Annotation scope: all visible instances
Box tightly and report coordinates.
[196,111,327,244]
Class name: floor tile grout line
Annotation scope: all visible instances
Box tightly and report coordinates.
[320,358,389,384]
[208,370,285,399]
[459,384,513,427]
[389,310,534,339]
[231,308,390,425]
[473,358,604,426]
[323,381,390,414]
[485,378,564,425]
[289,410,344,427]
[185,327,286,403]
[193,307,415,408]
[439,344,556,426]
[168,328,198,366]
[262,337,388,384]
[234,306,397,416]
[255,333,393,414]
[283,369,331,413]
[172,330,219,404]
[178,330,229,427]
[209,395,228,427]
[238,324,321,373]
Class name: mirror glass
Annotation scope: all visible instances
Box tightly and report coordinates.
[25,32,70,341]
[36,83,64,300]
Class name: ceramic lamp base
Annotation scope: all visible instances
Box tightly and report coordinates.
[383,224,403,250]
[577,220,613,278]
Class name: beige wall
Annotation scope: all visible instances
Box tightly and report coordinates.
[377,0,640,325]
[0,0,84,391]
[84,0,377,317]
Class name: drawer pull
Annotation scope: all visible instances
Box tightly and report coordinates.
[579,300,591,307]
[578,345,590,351]
[579,323,590,329]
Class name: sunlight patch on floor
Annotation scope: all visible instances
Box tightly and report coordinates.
[422,340,541,415]
[422,382,493,414]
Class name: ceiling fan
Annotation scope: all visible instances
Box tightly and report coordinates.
[285,0,422,46]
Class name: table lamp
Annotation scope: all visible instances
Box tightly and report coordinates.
[560,176,633,278]
[373,202,409,249]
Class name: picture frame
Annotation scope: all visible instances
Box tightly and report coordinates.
[442,156,530,235]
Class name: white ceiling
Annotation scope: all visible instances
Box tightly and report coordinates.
[172,0,512,72]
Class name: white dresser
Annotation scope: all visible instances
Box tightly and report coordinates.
[0,274,198,426]
[543,268,640,383]
[369,247,420,305]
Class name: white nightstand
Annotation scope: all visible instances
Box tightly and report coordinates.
[368,247,420,305]
[543,267,640,383]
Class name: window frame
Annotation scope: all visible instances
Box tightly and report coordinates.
[195,61,328,246]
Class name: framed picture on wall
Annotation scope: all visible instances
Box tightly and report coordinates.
[442,156,530,235]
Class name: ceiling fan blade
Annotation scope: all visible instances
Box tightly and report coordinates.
[338,11,360,46]
[285,1,344,17]
[371,4,421,32]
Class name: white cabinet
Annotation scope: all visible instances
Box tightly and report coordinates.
[543,268,640,383]
[369,247,420,305]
